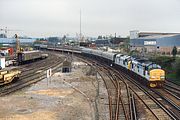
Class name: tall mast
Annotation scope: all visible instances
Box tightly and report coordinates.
[80,9,82,42]
[15,34,20,54]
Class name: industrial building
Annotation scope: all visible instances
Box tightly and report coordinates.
[130,31,180,55]
[0,38,35,44]
[93,37,128,47]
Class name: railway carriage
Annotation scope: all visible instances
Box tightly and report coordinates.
[82,48,117,66]
[47,47,82,54]
[91,49,103,58]
[88,49,104,64]
[101,52,117,66]
[81,48,93,57]
[17,50,48,64]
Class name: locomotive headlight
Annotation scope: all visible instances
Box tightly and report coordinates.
[151,76,156,79]
[160,76,165,80]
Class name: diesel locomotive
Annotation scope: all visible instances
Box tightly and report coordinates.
[81,48,165,88]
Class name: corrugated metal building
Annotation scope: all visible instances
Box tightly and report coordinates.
[0,38,35,44]
[130,31,180,54]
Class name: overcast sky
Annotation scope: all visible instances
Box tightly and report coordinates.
[0,0,180,37]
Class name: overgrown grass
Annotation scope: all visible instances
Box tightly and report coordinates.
[166,73,180,85]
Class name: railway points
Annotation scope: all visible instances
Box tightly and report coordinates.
[0,46,179,120]
[49,47,179,120]
[0,55,106,120]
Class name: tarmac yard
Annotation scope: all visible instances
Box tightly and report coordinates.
[0,59,107,120]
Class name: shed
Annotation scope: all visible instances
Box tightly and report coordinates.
[62,59,72,73]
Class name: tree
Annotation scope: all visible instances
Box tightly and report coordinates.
[172,46,177,57]
[175,59,180,78]
[97,35,102,39]
[103,36,106,39]
[129,49,140,57]
[0,34,7,38]
[62,35,66,43]
[172,58,180,79]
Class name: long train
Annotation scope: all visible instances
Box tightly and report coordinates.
[46,47,165,88]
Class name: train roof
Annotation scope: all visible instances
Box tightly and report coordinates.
[120,55,131,60]
[102,51,117,55]
[116,54,123,57]
[135,59,152,65]
[21,50,40,54]
[132,60,139,64]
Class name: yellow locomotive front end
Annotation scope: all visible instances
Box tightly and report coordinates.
[149,69,165,88]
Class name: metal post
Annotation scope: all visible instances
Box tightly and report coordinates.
[95,67,99,120]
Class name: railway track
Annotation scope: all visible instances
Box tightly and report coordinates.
[81,60,129,120]
[0,52,65,96]
[107,64,179,120]
[38,50,179,120]
[98,66,129,120]
[78,57,161,120]
[164,83,180,98]
[163,87,180,100]
[77,55,179,120]
[105,66,163,120]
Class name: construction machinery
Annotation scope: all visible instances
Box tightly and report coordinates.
[0,67,21,85]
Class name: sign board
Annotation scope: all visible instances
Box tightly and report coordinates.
[144,41,156,45]
[47,68,52,78]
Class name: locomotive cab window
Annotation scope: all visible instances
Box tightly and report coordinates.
[137,66,139,72]
[123,60,125,65]
[143,66,146,75]
[132,63,134,69]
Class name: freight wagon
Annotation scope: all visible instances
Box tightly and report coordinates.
[17,50,48,64]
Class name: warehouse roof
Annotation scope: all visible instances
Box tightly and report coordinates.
[0,38,35,44]
[137,34,180,39]
[139,32,180,35]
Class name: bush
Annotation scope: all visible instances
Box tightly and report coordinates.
[150,56,175,70]
[174,58,180,78]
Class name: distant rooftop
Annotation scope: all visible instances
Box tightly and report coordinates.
[138,32,180,38]
[0,38,35,44]
[137,34,180,39]
[110,37,128,44]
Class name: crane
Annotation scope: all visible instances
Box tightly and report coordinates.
[0,27,21,38]
[15,34,21,54]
